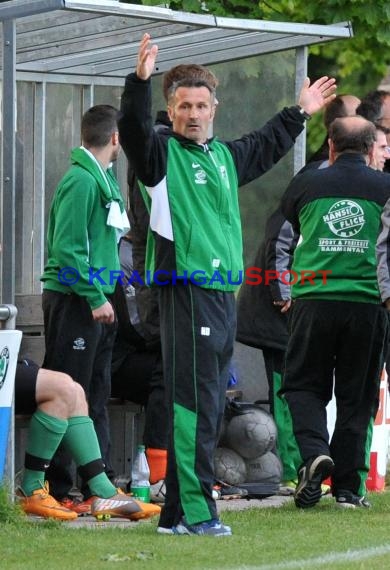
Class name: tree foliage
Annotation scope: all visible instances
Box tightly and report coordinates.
[134,0,390,93]
[122,0,390,152]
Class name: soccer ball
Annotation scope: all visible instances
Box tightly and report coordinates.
[245,451,282,483]
[226,407,277,459]
[214,446,247,485]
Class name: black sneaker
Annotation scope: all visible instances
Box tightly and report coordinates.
[215,481,248,500]
[294,455,334,509]
[335,490,371,509]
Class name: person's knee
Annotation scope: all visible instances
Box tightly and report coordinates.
[56,374,88,416]
[55,372,78,412]
[36,369,78,418]
[71,381,88,416]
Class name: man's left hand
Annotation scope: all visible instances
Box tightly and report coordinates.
[298,76,337,116]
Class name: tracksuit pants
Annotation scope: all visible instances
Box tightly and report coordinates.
[158,283,236,527]
[281,299,388,496]
[42,290,117,499]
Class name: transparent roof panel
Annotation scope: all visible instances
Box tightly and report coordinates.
[0,0,352,79]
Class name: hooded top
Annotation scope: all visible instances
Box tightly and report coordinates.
[41,147,124,309]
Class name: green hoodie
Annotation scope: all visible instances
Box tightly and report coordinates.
[41,147,123,309]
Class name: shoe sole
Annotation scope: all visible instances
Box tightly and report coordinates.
[220,493,246,500]
[92,508,160,521]
[173,520,232,536]
[336,499,371,509]
[23,509,77,521]
[172,523,191,535]
[157,526,174,535]
[295,456,334,509]
[172,525,231,536]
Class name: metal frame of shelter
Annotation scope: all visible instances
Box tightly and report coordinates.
[0,0,353,304]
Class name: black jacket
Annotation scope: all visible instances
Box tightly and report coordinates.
[236,207,298,351]
[124,112,171,344]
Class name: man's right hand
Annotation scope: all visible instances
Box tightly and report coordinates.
[136,33,159,81]
[273,299,292,313]
[92,301,115,324]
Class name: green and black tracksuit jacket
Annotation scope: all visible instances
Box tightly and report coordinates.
[282,153,390,303]
[119,73,306,291]
[119,72,306,526]
[281,153,390,495]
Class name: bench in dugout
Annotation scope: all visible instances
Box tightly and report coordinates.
[14,293,145,485]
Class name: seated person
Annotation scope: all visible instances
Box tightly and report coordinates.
[15,358,161,521]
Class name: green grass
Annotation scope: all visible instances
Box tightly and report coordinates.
[2,491,390,569]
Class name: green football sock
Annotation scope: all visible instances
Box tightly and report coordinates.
[62,416,116,498]
[22,409,68,496]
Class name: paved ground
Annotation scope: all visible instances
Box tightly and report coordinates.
[26,493,293,528]
[218,493,293,512]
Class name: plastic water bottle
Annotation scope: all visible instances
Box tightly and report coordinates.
[130,444,151,503]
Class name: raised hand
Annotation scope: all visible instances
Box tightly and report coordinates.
[298,76,337,116]
[136,33,159,81]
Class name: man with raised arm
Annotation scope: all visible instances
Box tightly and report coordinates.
[118,32,336,536]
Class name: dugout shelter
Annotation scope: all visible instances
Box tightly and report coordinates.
[0,0,352,401]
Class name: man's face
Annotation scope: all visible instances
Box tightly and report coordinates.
[372,130,390,171]
[110,131,121,162]
[110,145,121,162]
[168,86,215,144]
[379,96,390,145]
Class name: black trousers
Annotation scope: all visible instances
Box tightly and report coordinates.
[281,299,388,496]
[261,347,285,415]
[158,283,236,528]
[42,290,117,499]
[111,347,168,450]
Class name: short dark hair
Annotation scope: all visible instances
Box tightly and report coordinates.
[324,96,350,131]
[163,64,218,102]
[167,78,216,105]
[81,105,120,148]
[376,124,390,136]
[329,116,376,155]
[356,90,390,123]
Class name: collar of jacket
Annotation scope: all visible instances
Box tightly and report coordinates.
[165,130,217,150]
[334,152,368,165]
[70,146,124,210]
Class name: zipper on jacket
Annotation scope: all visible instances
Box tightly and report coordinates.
[203,144,233,272]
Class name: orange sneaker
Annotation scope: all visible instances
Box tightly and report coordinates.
[91,493,161,521]
[59,487,126,516]
[60,495,96,516]
[18,483,77,521]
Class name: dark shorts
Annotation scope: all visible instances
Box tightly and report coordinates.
[15,359,39,415]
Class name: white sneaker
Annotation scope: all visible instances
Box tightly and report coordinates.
[157,525,174,534]
[150,480,166,504]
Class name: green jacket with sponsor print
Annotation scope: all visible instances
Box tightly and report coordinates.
[281,153,390,303]
[41,147,124,309]
[119,73,307,291]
